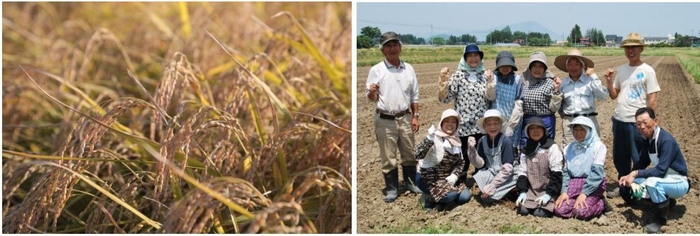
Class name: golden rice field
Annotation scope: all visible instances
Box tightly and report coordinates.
[2,2,351,233]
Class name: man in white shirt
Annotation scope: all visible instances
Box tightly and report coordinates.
[366,31,421,203]
[604,32,661,199]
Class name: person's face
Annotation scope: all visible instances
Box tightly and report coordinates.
[624,46,643,61]
[381,41,402,60]
[572,125,587,143]
[635,113,658,139]
[441,117,458,136]
[530,62,546,78]
[566,58,583,78]
[484,118,502,137]
[528,125,545,142]
[498,65,512,76]
[465,52,482,68]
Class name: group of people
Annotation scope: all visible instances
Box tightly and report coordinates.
[366,31,690,233]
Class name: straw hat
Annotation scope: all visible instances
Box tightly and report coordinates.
[620,32,646,47]
[554,49,595,71]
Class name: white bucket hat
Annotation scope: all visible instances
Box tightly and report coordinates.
[476,109,506,131]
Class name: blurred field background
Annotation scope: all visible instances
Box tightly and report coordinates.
[358,46,700,83]
[2,2,351,233]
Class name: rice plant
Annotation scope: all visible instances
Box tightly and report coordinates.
[2,2,351,233]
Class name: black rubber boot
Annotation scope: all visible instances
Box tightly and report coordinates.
[383,169,399,203]
[402,165,422,194]
[645,200,669,233]
[669,198,676,209]
[602,198,613,213]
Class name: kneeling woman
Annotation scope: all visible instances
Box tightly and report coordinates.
[470,109,517,205]
[514,117,563,217]
[415,109,472,211]
[554,116,607,220]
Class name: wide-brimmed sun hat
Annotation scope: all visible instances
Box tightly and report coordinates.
[620,32,646,48]
[463,44,484,59]
[554,49,595,71]
[528,51,548,71]
[476,109,505,131]
[524,116,548,138]
[496,51,518,71]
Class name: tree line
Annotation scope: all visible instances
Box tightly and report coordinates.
[357,26,476,49]
[358,25,699,49]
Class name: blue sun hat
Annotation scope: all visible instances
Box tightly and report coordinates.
[463,44,484,59]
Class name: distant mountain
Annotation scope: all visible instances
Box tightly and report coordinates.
[505,21,564,40]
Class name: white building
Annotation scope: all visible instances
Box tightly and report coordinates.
[643,34,675,45]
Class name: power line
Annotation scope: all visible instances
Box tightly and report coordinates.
[358,18,492,36]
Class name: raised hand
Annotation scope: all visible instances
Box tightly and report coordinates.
[439,67,450,86]
[586,67,595,76]
[552,77,561,92]
[604,68,615,84]
[484,70,494,82]
[468,136,476,148]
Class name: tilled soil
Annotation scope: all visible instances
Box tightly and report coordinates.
[356,56,700,233]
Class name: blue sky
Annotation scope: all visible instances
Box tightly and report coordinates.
[357,2,700,41]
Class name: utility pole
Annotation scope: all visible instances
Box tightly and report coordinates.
[430,24,433,46]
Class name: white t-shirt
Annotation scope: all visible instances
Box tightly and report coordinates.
[365,60,419,113]
[612,63,660,122]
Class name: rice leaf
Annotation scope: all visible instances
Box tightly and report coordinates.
[31,161,162,229]
[178,2,192,39]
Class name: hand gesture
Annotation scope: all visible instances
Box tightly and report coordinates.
[427,125,436,139]
[467,136,476,148]
[369,83,380,93]
[554,193,569,209]
[516,192,527,206]
[484,70,494,83]
[586,67,595,76]
[604,68,615,84]
[439,67,451,87]
[445,174,458,186]
[552,77,561,92]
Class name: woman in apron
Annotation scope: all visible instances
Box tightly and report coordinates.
[618,107,690,233]
[415,109,472,212]
[554,116,607,220]
[514,117,563,217]
[468,109,517,205]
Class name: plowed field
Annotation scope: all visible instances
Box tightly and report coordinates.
[356,55,700,233]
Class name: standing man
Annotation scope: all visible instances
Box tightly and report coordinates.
[605,32,660,198]
[366,31,421,203]
[554,49,609,148]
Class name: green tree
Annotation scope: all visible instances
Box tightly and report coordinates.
[357,35,373,49]
[447,35,459,45]
[360,26,381,42]
[460,34,476,44]
[567,24,583,44]
[431,37,445,46]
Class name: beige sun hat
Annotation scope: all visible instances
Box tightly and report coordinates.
[476,109,505,131]
[554,49,595,71]
[620,32,646,48]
